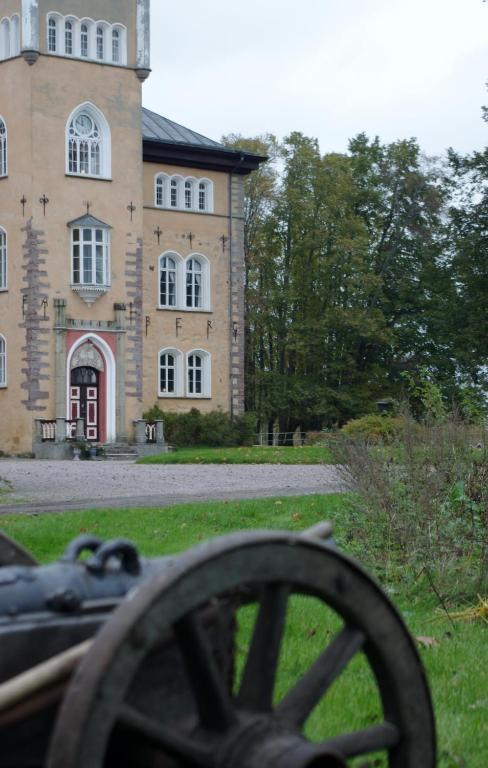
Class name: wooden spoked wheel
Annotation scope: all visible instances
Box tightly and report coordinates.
[47,531,436,768]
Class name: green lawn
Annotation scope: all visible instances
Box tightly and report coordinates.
[137,444,333,464]
[1,494,485,767]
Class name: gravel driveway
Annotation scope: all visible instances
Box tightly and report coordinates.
[0,460,347,514]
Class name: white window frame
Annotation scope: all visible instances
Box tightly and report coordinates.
[185,254,210,311]
[186,349,211,398]
[154,174,214,213]
[158,348,183,397]
[44,15,126,63]
[65,102,111,180]
[0,116,7,177]
[158,251,183,309]
[0,227,7,291]
[71,226,111,289]
[9,14,19,57]
[0,334,6,388]
[0,17,11,60]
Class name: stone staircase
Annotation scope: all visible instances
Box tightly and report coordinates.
[97,443,139,461]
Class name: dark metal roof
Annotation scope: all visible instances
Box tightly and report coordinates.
[142,108,225,150]
[141,107,267,175]
[67,214,112,229]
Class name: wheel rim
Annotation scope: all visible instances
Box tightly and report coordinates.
[47,531,436,768]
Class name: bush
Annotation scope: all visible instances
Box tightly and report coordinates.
[142,406,256,448]
[341,414,405,443]
[332,415,487,593]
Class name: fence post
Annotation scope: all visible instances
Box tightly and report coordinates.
[75,419,85,441]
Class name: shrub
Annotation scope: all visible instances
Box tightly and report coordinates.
[332,415,487,593]
[341,414,405,443]
[142,406,256,448]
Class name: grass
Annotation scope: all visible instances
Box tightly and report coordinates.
[1,494,485,767]
[137,444,334,464]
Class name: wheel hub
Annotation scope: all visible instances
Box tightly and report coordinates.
[216,716,347,768]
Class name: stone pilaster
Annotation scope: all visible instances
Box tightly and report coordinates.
[19,220,50,412]
[53,299,66,418]
[125,241,143,404]
[114,303,127,441]
[230,175,246,415]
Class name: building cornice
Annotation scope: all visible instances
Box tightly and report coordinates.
[142,140,267,176]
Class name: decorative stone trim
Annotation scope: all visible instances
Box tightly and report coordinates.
[230,175,246,415]
[125,239,143,402]
[19,219,50,412]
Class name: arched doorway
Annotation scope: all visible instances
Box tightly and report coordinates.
[70,366,100,441]
[66,334,117,443]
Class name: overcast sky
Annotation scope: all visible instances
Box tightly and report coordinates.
[143,0,487,156]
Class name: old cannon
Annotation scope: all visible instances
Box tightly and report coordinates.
[0,526,436,767]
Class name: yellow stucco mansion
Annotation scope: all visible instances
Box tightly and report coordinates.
[0,0,263,456]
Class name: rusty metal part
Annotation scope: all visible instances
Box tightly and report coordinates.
[0,532,38,567]
[48,531,436,768]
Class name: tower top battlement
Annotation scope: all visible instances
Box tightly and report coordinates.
[0,0,150,79]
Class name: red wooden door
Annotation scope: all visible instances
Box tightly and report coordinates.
[70,367,99,441]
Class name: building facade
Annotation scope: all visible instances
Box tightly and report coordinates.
[0,0,263,455]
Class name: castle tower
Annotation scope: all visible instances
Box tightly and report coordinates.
[0,0,150,451]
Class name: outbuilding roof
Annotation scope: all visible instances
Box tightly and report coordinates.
[141,107,267,175]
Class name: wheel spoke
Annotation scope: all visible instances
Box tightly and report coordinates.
[174,610,236,731]
[238,583,289,711]
[118,704,213,766]
[276,625,365,726]
[320,722,400,758]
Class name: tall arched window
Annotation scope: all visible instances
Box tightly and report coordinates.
[170,178,179,208]
[112,28,120,62]
[0,228,6,290]
[159,349,183,396]
[48,17,57,52]
[199,181,210,211]
[65,20,73,55]
[1,18,11,59]
[80,23,89,57]
[10,15,19,57]
[187,350,211,397]
[0,117,6,177]
[186,258,203,309]
[96,26,105,60]
[159,254,177,308]
[156,174,168,207]
[0,335,6,387]
[66,104,111,178]
[185,180,193,210]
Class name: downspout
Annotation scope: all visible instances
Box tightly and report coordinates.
[228,153,245,419]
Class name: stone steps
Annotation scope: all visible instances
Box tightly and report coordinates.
[98,443,138,461]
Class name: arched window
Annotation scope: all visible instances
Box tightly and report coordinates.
[0,335,6,387]
[159,349,183,396]
[187,350,211,397]
[66,104,111,178]
[170,178,179,208]
[80,22,89,57]
[155,174,168,207]
[0,228,6,290]
[185,180,193,210]
[96,26,105,60]
[65,20,73,55]
[154,174,213,213]
[0,117,6,177]
[10,15,19,57]
[1,18,11,59]
[48,17,57,53]
[112,28,120,63]
[159,254,177,308]
[186,257,203,309]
